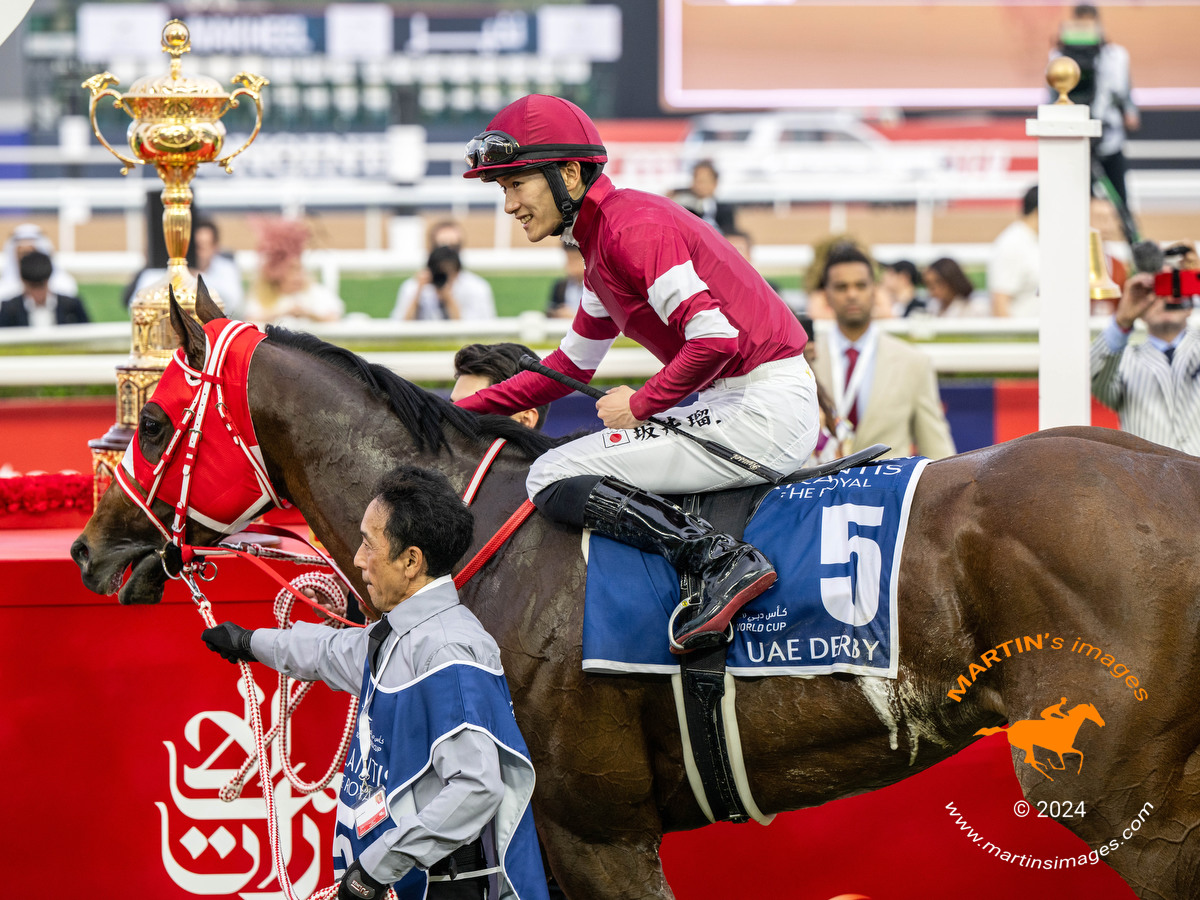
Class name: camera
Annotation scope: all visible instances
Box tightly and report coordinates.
[1154,244,1200,310]
[427,245,460,290]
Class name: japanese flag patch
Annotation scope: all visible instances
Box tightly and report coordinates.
[602,429,631,448]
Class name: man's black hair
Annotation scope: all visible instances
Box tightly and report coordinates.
[820,245,875,289]
[1022,185,1039,218]
[884,259,922,289]
[373,466,474,578]
[454,342,550,430]
[19,250,52,286]
[1072,4,1100,19]
[692,159,719,180]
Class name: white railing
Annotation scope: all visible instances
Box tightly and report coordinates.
[5,167,1200,254]
[0,314,1168,386]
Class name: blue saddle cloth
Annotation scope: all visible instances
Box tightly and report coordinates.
[581,457,929,677]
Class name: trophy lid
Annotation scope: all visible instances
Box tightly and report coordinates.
[123,20,229,99]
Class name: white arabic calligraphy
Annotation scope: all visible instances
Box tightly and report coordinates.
[158,677,340,895]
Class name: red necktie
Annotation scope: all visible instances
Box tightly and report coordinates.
[844,347,860,429]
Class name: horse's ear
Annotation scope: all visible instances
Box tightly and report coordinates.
[168,285,207,370]
[194,275,225,324]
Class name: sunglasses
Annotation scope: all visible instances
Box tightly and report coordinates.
[465,131,521,169]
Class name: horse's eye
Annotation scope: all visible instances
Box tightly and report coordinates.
[141,416,161,438]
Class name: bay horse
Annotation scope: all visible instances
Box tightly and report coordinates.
[72,291,1200,900]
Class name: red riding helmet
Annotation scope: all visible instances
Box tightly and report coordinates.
[463,94,607,181]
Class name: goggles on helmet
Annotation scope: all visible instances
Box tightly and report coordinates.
[465,131,522,169]
[464,130,607,177]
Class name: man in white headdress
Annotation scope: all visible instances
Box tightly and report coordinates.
[0,224,79,300]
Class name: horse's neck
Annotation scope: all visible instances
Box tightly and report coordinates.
[249,348,531,578]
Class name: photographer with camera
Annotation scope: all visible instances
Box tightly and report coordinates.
[1091,242,1200,453]
[391,244,496,321]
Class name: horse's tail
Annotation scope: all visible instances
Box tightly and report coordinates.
[974,726,1006,737]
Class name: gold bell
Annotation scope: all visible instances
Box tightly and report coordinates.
[1089,228,1121,302]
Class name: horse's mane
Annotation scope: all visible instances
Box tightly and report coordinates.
[265,326,561,459]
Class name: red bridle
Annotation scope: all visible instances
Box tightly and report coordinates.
[115,319,281,556]
[111,316,532,612]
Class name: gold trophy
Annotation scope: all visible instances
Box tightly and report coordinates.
[82,19,267,503]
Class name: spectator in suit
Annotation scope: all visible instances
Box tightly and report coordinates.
[673,160,736,234]
[193,218,245,317]
[988,186,1040,318]
[0,223,79,302]
[450,342,548,431]
[1091,258,1200,454]
[0,250,90,327]
[812,246,956,460]
[546,246,585,320]
[925,257,991,318]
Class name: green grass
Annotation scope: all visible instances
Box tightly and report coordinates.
[76,272,564,323]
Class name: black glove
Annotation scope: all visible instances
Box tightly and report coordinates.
[201,621,256,664]
[339,859,387,900]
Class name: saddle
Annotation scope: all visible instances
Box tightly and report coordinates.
[664,443,890,825]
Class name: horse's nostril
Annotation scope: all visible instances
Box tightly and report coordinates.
[70,537,90,567]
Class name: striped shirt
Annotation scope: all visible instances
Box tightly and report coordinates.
[456,174,806,421]
[1090,318,1200,454]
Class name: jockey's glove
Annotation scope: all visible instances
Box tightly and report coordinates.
[201,621,256,664]
[339,859,387,900]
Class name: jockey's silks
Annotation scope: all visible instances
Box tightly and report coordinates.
[335,658,550,900]
[122,319,275,534]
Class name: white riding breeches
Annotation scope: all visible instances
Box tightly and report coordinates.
[526,355,820,499]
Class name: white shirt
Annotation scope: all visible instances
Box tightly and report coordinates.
[829,323,879,424]
[24,294,57,328]
[392,269,496,321]
[988,219,1040,317]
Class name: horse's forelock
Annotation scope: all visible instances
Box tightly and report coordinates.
[263,326,560,460]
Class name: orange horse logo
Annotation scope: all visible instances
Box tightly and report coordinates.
[976,700,1106,781]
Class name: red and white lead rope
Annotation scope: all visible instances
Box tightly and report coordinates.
[171,438,528,898]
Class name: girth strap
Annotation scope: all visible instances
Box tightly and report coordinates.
[678,643,748,824]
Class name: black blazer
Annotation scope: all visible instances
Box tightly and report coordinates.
[0,293,91,327]
[673,191,738,234]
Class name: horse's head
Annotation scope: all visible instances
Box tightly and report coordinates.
[71,281,273,604]
[1073,702,1106,728]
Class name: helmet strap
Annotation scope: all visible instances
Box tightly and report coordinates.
[540,164,579,237]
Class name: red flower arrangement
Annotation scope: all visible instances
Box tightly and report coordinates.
[0,471,94,528]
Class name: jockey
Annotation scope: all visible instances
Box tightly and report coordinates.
[455,94,819,652]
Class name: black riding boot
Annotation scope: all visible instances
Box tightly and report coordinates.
[581,478,776,653]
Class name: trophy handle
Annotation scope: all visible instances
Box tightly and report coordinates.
[215,72,269,174]
[81,72,142,175]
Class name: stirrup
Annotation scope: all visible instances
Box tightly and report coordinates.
[668,599,734,654]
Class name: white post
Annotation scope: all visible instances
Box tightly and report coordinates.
[1026,77,1101,429]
